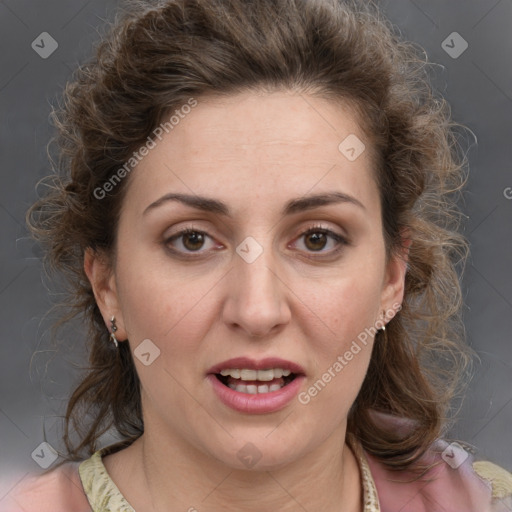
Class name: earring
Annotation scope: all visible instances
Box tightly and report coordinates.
[110,316,119,348]
[380,310,386,332]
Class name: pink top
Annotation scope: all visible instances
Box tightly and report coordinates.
[2,433,511,512]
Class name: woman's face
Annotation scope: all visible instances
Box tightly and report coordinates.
[89,90,407,470]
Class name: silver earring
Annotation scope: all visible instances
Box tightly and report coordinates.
[110,316,119,348]
[380,310,386,332]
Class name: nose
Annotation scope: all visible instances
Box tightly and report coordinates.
[221,241,291,338]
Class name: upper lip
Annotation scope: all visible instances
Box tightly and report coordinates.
[207,357,306,375]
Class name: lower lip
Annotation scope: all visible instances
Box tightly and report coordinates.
[206,374,306,414]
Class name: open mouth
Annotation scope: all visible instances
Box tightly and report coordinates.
[215,372,297,394]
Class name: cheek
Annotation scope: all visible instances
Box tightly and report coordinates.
[297,281,379,422]
[115,241,219,345]
[294,266,383,407]
[300,268,383,349]
[114,257,217,416]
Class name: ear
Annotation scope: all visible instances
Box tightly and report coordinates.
[84,248,127,341]
[380,229,412,319]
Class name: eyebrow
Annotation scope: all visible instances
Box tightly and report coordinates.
[143,191,366,217]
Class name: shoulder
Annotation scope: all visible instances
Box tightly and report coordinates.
[363,414,512,512]
[0,461,92,512]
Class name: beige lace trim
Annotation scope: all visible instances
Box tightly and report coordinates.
[79,449,135,512]
[472,460,512,500]
[347,434,381,511]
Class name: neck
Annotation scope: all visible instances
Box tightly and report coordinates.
[119,423,362,512]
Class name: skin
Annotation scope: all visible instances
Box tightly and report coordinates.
[85,90,409,512]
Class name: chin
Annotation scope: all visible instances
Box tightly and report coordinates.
[209,437,307,472]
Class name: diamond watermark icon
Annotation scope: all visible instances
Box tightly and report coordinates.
[237,442,262,469]
[338,134,365,161]
[31,32,58,59]
[236,236,263,264]
[31,441,58,469]
[134,338,161,366]
[441,32,468,59]
[441,442,469,469]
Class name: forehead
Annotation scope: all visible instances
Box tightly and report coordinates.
[161,91,369,159]
[122,91,379,217]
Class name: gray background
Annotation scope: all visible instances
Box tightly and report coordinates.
[0,0,511,502]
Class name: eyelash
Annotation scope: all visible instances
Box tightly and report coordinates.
[163,224,348,259]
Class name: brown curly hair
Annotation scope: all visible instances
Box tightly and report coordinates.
[27,0,473,470]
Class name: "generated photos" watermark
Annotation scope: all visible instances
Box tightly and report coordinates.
[298,302,402,405]
[93,98,197,200]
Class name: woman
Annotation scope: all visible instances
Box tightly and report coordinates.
[5,0,512,510]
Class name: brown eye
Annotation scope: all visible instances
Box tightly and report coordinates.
[292,226,348,257]
[165,228,219,255]
[182,231,205,251]
[304,231,328,251]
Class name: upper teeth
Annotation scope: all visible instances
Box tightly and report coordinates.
[219,368,292,381]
